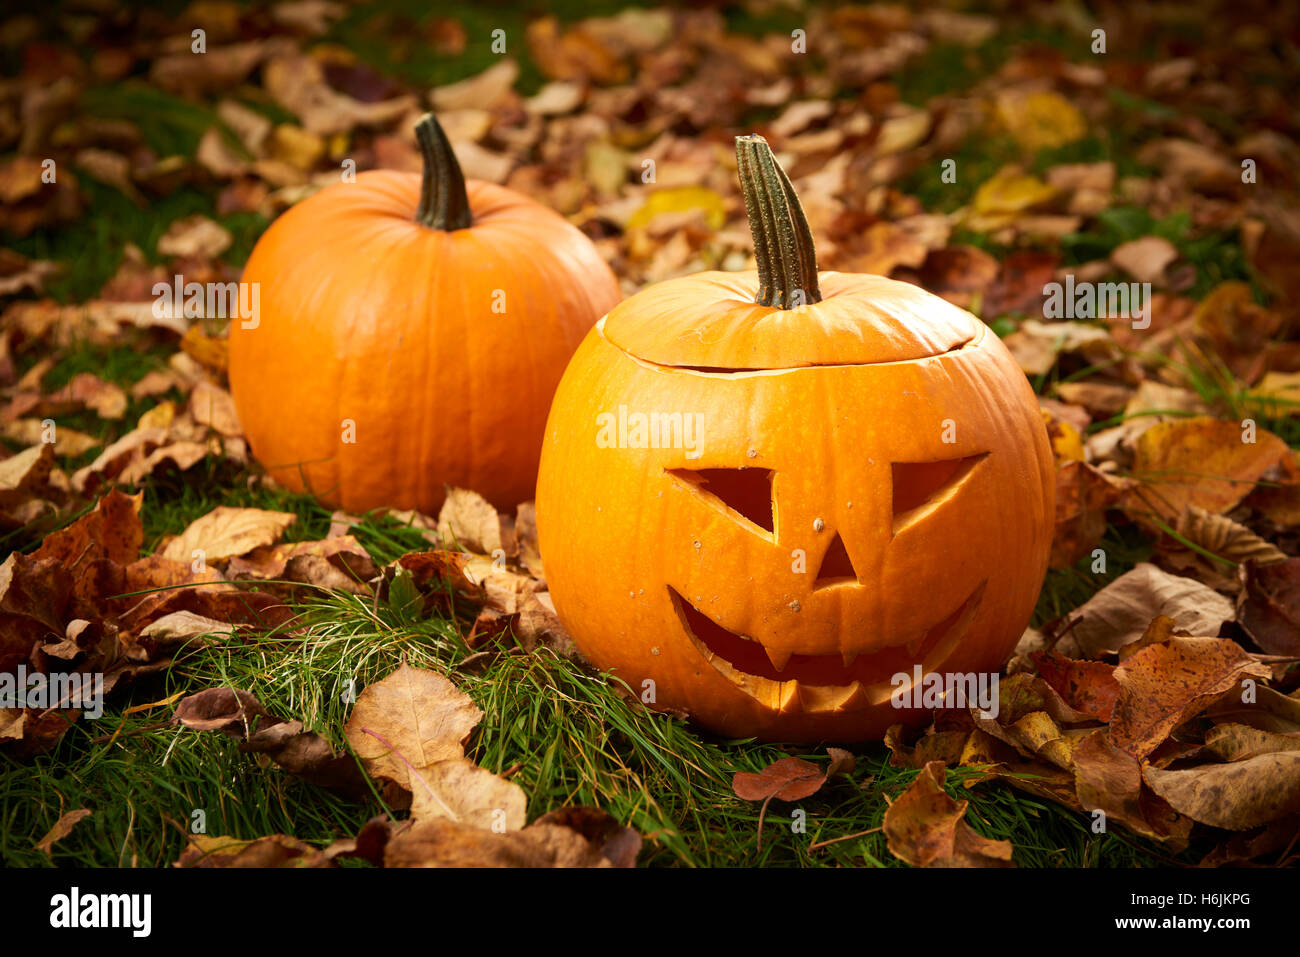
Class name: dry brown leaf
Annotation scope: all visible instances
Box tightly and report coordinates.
[436,486,514,556]
[1237,558,1300,656]
[2,419,99,457]
[0,444,56,509]
[1131,417,1293,521]
[264,53,415,135]
[1199,814,1300,867]
[1204,723,1300,762]
[344,662,482,790]
[1172,506,1286,566]
[883,761,1015,867]
[116,440,213,487]
[1110,637,1270,759]
[33,489,141,566]
[157,215,232,260]
[527,16,628,85]
[1032,650,1120,723]
[188,380,240,436]
[1065,563,1235,658]
[384,817,613,868]
[1072,730,1192,845]
[138,610,234,646]
[75,149,145,206]
[1054,380,1132,418]
[1002,320,1113,376]
[150,40,290,97]
[73,429,167,488]
[159,506,296,565]
[217,98,273,155]
[226,535,372,581]
[1110,236,1179,286]
[843,222,928,277]
[175,833,330,868]
[408,758,527,829]
[1144,754,1300,830]
[1204,685,1300,735]
[770,100,833,138]
[60,373,127,420]
[1050,461,1133,569]
[172,687,362,794]
[35,808,93,855]
[173,688,272,734]
[515,590,578,657]
[732,757,831,803]
[430,60,520,112]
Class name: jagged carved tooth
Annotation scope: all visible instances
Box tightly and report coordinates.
[764,645,793,673]
[841,650,861,669]
[839,681,872,712]
[778,681,804,714]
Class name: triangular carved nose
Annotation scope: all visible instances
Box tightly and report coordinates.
[813,531,857,589]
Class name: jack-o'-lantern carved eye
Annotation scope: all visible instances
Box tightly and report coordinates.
[891,453,988,535]
[667,467,776,537]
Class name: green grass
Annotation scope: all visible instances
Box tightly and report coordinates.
[1033,524,1153,627]
[1060,206,1259,300]
[81,84,232,159]
[327,0,658,97]
[8,178,269,303]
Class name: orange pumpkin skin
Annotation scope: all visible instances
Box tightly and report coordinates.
[228,169,621,513]
[535,271,1054,742]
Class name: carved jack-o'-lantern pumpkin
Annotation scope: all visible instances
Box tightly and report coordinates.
[535,137,1054,742]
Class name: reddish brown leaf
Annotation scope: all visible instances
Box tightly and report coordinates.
[33,489,142,567]
[1110,637,1271,759]
[732,757,828,802]
[1073,730,1192,846]
[1237,558,1300,656]
[1032,650,1120,722]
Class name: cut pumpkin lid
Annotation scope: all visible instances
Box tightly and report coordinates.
[600,270,982,371]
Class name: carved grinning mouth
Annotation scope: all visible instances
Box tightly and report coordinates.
[668,583,986,713]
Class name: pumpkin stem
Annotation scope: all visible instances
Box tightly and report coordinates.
[414,113,472,231]
[735,135,821,308]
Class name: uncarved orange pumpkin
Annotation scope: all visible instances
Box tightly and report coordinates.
[535,136,1054,742]
[228,114,621,514]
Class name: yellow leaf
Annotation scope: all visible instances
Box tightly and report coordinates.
[138,400,176,431]
[972,169,1056,218]
[181,324,228,373]
[997,90,1088,151]
[1041,409,1085,464]
[1131,417,1293,520]
[626,187,727,232]
[1248,371,1300,412]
